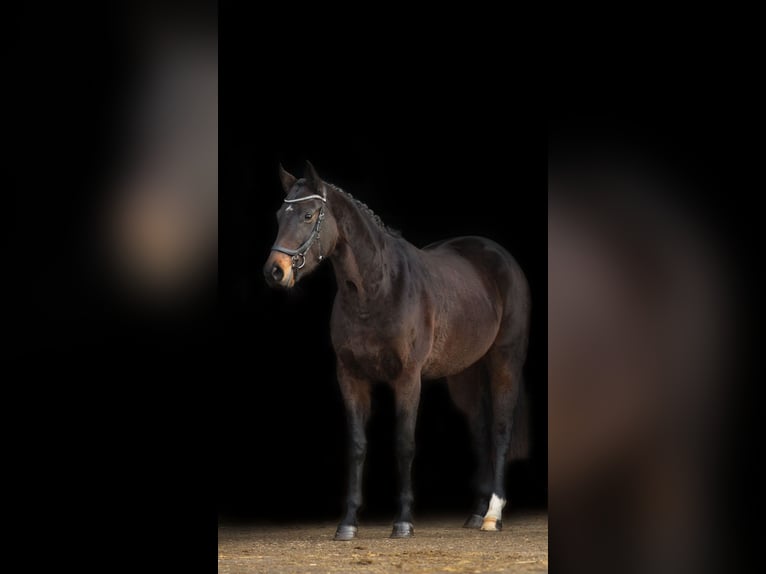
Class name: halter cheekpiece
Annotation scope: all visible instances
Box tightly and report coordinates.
[270,192,327,270]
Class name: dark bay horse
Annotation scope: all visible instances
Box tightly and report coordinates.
[264,162,531,540]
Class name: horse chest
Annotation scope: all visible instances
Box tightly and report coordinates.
[334,320,408,382]
[336,343,405,382]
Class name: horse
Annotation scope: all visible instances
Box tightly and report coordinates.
[263,161,531,540]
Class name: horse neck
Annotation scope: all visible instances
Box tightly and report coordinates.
[328,190,398,303]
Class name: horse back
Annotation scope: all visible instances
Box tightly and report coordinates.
[422,235,530,321]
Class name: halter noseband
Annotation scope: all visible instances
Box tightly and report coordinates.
[271,193,327,270]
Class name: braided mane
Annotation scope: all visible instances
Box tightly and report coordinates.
[325,182,400,237]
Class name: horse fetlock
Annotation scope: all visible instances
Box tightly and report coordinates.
[480,493,506,531]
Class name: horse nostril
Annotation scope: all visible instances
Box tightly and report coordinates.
[271,264,284,282]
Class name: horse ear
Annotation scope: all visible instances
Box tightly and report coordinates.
[304,161,325,195]
[279,164,297,195]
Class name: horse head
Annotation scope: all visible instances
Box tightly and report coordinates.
[264,161,339,288]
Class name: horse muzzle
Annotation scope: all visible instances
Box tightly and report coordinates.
[264,252,295,288]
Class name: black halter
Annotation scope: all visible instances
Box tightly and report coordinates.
[271,193,326,270]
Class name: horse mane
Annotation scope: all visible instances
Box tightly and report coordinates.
[325,181,401,238]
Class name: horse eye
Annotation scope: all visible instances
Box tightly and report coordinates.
[304,211,313,220]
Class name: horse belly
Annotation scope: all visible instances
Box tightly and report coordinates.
[421,301,500,379]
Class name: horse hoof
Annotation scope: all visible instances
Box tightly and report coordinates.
[334,525,358,540]
[463,514,484,529]
[480,517,503,531]
[390,522,414,538]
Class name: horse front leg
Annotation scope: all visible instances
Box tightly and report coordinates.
[391,373,421,538]
[334,369,371,541]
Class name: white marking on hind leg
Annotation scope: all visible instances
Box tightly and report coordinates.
[480,493,506,531]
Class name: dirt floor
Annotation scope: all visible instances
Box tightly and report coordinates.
[218,512,548,573]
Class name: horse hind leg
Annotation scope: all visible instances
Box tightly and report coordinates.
[480,345,523,532]
[446,362,493,529]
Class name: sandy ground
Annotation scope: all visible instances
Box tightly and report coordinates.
[218,512,547,573]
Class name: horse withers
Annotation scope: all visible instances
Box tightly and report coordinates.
[263,162,531,540]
